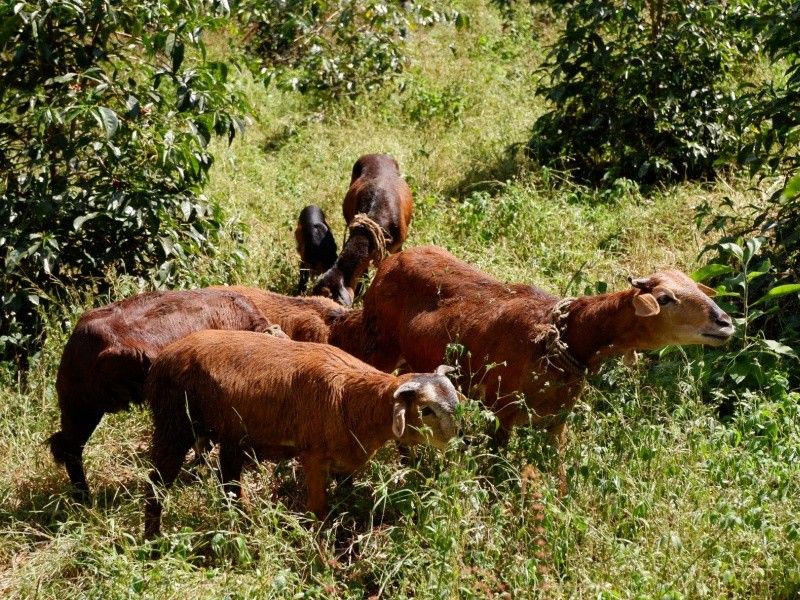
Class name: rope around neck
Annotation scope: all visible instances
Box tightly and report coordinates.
[348,213,389,263]
[537,297,588,377]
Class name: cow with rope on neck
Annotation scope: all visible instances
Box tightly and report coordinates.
[357,245,734,495]
[312,153,413,306]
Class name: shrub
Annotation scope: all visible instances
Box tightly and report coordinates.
[0,0,248,362]
[527,0,741,184]
[693,2,800,399]
[403,81,468,126]
[735,1,800,276]
[691,237,798,404]
[237,0,463,104]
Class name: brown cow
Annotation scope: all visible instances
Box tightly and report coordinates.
[358,245,734,493]
[312,154,413,306]
[50,288,285,501]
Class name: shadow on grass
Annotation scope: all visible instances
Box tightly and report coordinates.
[1,445,221,539]
[444,142,527,201]
[260,118,315,154]
[1,473,146,538]
[261,125,301,153]
[1,476,75,536]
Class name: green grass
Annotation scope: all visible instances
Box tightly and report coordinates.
[1,1,798,597]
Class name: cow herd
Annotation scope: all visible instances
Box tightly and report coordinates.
[48,153,734,536]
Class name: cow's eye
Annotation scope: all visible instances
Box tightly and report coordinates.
[657,295,673,306]
[420,407,434,417]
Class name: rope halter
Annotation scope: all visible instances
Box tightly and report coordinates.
[536,297,588,377]
[348,213,390,263]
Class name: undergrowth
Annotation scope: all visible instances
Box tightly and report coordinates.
[0,1,797,597]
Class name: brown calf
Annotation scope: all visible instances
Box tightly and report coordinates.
[312,154,413,305]
[143,331,460,536]
[359,245,734,492]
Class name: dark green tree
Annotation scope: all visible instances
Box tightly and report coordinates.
[0,0,248,361]
[527,0,741,184]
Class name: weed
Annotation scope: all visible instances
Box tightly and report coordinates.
[0,1,797,597]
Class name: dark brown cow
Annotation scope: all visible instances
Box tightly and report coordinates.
[312,154,413,306]
[50,288,284,500]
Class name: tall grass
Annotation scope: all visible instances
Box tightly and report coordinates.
[1,1,797,597]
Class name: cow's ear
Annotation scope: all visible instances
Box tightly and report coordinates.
[633,293,660,316]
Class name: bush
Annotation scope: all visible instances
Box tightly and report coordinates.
[692,3,800,401]
[736,1,800,275]
[0,0,249,362]
[403,81,468,126]
[527,0,742,184]
[237,0,463,104]
[690,237,798,404]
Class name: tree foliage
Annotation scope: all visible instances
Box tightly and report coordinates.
[527,0,741,184]
[237,0,464,104]
[0,0,248,359]
[695,2,800,387]
[736,1,800,273]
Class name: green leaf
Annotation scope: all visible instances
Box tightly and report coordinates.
[746,269,769,282]
[719,242,743,262]
[783,174,800,200]
[711,290,741,298]
[691,263,733,282]
[172,41,185,73]
[165,32,176,57]
[761,339,797,358]
[125,95,140,117]
[96,107,119,138]
[73,212,99,231]
[743,237,763,265]
[159,237,174,257]
[50,73,76,84]
[764,283,800,299]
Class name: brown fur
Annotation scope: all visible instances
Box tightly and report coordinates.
[143,331,460,536]
[312,154,414,305]
[213,285,375,360]
[50,288,283,500]
[359,245,734,492]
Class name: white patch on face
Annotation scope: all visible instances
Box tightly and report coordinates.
[423,382,436,404]
[433,385,461,441]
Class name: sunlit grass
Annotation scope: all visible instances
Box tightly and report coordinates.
[1,1,798,598]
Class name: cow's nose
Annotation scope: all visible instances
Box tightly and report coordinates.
[714,313,732,328]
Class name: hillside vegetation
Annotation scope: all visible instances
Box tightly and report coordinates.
[1,1,798,598]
